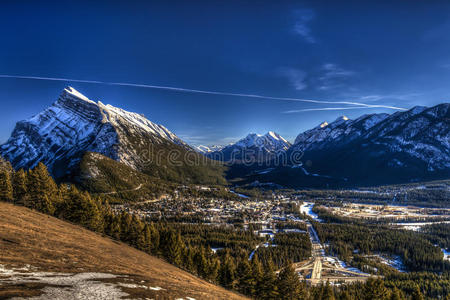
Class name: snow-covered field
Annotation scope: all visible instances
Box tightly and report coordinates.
[394,221,450,231]
[300,202,321,221]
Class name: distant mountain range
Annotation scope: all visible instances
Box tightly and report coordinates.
[195,144,226,154]
[201,131,291,164]
[0,87,448,189]
[214,104,449,187]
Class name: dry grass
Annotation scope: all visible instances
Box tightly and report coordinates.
[0,202,247,299]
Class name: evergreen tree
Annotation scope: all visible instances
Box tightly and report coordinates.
[27,163,58,214]
[194,246,209,278]
[120,212,132,242]
[259,260,279,299]
[163,229,183,266]
[390,286,405,300]
[411,284,424,300]
[182,243,195,273]
[106,214,121,240]
[339,289,352,300]
[142,223,152,253]
[278,261,302,300]
[251,253,264,295]
[208,257,220,283]
[322,281,335,300]
[130,215,144,249]
[236,259,255,296]
[149,223,160,253]
[60,188,103,232]
[219,252,236,290]
[364,278,389,300]
[12,169,28,205]
[0,169,13,202]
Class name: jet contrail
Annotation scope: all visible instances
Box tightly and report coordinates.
[283,106,375,113]
[0,74,407,110]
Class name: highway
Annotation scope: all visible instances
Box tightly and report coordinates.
[295,219,371,285]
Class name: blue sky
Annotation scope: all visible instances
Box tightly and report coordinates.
[0,1,449,146]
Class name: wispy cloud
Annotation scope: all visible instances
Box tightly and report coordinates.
[357,93,421,102]
[0,74,406,110]
[318,63,355,90]
[293,9,315,43]
[277,67,307,90]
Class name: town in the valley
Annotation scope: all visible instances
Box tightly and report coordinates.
[111,180,450,285]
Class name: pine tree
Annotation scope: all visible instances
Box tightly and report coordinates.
[219,252,236,290]
[251,253,264,294]
[142,223,152,253]
[120,212,133,242]
[129,215,144,249]
[208,257,221,283]
[194,246,209,278]
[236,259,255,296]
[364,278,389,300]
[322,281,335,300]
[163,229,183,266]
[106,215,121,240]
[12,169,28,206]
[182,243,195,273]
[149,223,160,253]
[27,163,58,214]
[278,261,302,300]
[411,284,424,300]
[390,286,405,300]
[60,188,102,232]
[259,260,279,299]
[339,289,352,300]
[78,192,103,232]
[0,169,13,202]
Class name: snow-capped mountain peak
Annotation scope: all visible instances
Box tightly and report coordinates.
[290,103,450,183]
[0,87,188,177]
[205,131,291,163]
[195,144,225,154]
[233,132,291,150]
[266,131,289,144]
[64,86,96,104]
[319,121,328,128]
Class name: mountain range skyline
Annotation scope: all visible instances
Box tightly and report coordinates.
[0,86,442,150]
[2,1,450,145]
[1,86,448,188]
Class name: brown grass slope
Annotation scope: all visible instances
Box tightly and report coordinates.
[0,202,247,299]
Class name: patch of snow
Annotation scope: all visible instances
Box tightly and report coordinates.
[0,265,128,300]
[64,87,96,104]
[230,190,250,198]
[320,122,328,128]
[442,249,450,261]
[300,202,321,221]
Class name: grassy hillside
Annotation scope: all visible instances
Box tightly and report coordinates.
[0,202,247,299]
